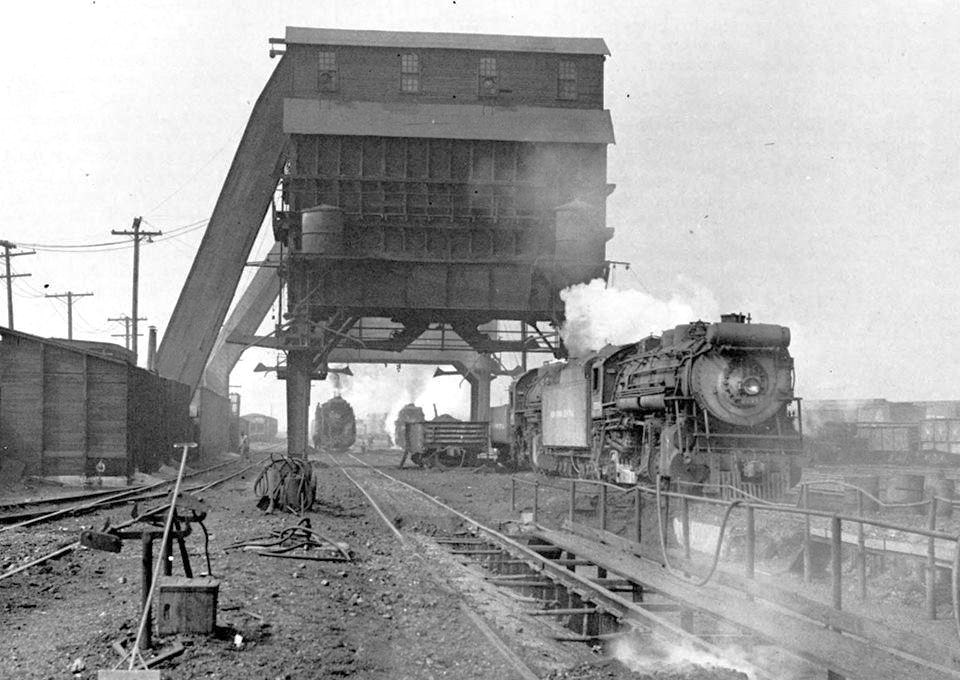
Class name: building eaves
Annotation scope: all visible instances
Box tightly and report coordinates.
[285,26,610,56]
[284,99,615,144]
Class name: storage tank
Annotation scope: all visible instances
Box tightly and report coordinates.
[300,204,343,255]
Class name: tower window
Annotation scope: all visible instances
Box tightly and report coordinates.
[558,60,577,100]
[318,51,338,91]
[401,53,420,93]
[478,57,499,97]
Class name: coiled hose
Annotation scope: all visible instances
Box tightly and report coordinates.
[655,475,741,587]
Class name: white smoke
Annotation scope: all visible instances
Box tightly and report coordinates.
[312,364,471,445]
[610,636,756,679]
[559,278,720,357]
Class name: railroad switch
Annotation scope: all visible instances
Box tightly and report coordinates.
[79,495,211,650]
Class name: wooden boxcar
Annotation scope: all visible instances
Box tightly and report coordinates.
[0,327,192,480]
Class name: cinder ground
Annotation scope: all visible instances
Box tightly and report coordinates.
[15,445,950,679]
[0,447,750,680]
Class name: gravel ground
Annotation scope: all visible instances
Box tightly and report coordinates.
[0,447,833,680]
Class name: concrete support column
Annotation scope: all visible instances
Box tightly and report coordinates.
[286,349,312,459]
[467,354,496,422]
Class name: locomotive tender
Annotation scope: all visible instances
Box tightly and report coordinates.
[498,314,802,492]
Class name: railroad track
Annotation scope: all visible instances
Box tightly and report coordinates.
[0,443,287,530]
[0,450,276,583]
[329,452,960,680]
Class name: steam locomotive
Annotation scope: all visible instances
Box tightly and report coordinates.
[493,314,802,493]
[313,396,357,452]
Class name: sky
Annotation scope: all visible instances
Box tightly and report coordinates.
[1,1,958,427]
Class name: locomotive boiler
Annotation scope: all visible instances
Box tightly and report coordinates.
[507,314,802,494]
[313,396,357,452]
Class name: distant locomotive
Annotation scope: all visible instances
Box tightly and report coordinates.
[313,396,357,452]
[394,403,425,450]
[496,314,802,494]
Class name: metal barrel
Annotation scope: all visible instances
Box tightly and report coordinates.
[886,473,925,512]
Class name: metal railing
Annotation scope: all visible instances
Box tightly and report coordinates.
[510,474,960,624]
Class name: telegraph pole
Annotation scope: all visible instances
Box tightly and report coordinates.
[45,291,93,339]
[112,217,161,365]
[0,240,36,329]
[108,313,146,349]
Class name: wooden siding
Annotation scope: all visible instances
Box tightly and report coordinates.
[288,45,604,110]
[0,335,44,474]
[197,387,232,458]
[0,330,193,479]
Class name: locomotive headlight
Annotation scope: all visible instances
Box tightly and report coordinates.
[741,376,763,396]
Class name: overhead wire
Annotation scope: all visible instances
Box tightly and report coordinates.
[16,217,209,252]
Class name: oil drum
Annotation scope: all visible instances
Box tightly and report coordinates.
[886,474,925,512]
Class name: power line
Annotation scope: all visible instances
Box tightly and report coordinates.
[111,217,161,364]
[44,291,93,340]
[16,217,207,251]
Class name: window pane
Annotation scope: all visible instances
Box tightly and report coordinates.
[319,51,337,71]
[479,57,497,77]
[401,74,420,92]
[558,60,577,100]
[401,53,419,73]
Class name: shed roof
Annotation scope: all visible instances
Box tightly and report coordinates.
[0,326,132,367]
[284,98,615,144]
[284,26,609,56]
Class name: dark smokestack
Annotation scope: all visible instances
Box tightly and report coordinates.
[147,326,157,371]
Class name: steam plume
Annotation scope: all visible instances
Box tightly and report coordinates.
[560,278,719,357]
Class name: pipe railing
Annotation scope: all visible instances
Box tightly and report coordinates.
[510,474,960,621]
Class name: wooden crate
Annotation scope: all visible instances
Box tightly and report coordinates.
[155,577,219,635]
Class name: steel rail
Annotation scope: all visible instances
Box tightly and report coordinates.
[0,484,156,513]
[341,452,772,679]
[0,458,264,583]
[327,453,539,680]
[0,458,240,533]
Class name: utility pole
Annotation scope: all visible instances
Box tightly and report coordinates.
[108,313,146,349]
[45,291,93,340]
[112,217,161,365]
[0,240,36,329]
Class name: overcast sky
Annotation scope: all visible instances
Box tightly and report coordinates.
[1,1,958,423]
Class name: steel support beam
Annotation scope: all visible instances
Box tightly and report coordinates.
[156,56,292,390]
[202,244,282,395]
[285,350,312,459]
